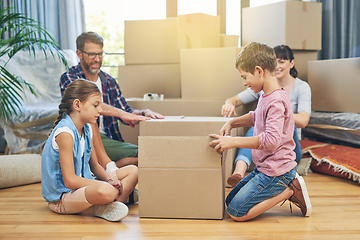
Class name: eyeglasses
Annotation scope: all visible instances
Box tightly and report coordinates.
[79,49,105,59]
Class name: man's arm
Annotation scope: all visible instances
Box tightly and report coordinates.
[99,103,150,127]
[131,109,164,119]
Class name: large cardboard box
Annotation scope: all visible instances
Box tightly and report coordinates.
[293,50,318,81]
[180,47,247,100]
[125,18,179,64]
[138,136,225,219]
[126,98,248,117]
[139,117,243,188]
[118,64,181,98]
[242,1,322,50]
[177,13,221,49]
[120,98,250,147]
[139,116,237,137]
[307,57,360,113]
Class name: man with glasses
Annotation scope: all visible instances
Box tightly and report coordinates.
[60,32,164,180]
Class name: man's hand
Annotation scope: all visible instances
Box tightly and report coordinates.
[142,109,165,119]
[121,111,150,127]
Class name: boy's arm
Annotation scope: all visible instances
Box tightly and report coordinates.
[209,135,259,153]
[219,113,253,136]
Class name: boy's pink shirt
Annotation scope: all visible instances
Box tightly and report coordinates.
[250,88,297,177]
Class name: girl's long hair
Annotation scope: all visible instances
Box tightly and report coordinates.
[47,79,100,138]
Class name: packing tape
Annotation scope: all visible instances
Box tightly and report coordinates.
[302,40,307,49]
[302,2,307,12]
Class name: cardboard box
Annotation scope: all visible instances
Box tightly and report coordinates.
[126,98,248,117]
[119,124,139,146]
[125,18,179,64]
[180,47,247,100]
[307,57,360,113]
[118,64,181,98]
[293,50,318,81]
[177,13,221,49]
[138,136,225,219]
[220,34,239,47]
[242,1,322,50]
[139,116,236,137]
[139,117,243,188]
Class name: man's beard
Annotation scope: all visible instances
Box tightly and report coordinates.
[83,60,101,74]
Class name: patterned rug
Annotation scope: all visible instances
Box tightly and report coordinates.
[301,140,360,184]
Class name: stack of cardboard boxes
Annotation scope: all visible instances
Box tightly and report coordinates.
[119,1,322,219]
[242,1,322,81]
[119,12,247,219]
[138,117,240,219]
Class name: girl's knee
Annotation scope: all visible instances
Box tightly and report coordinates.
[118,165,138,178]
[96,183,118,203]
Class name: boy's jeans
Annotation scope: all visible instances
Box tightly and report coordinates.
[226,167,297,217]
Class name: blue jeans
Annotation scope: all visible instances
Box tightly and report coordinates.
[234,126,302,169]
[226,167,297,217]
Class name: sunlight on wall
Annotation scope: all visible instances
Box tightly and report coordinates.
[178,0,217,16]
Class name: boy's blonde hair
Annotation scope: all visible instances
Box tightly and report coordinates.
[235,42,277,75]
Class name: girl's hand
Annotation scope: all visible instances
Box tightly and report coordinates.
[209,134,236,153]
[108,179,123,195]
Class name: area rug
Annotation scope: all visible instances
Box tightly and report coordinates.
[300,139,360,184]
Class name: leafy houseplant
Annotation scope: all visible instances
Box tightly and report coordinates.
[0,2,67,122]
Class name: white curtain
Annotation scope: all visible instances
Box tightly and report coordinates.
[1,0,86,52]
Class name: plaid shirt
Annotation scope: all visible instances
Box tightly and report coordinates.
[60,63,134,142]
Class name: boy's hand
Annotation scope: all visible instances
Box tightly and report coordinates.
[221,103,236,117]
[219,121,232,136]
[209,134,236,153]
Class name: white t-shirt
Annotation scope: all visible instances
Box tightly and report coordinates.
[94,77,106,134]
[52,123,93,157]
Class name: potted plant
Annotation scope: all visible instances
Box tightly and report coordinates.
[0,2,67,123]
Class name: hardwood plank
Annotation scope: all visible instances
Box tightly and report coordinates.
[0,173,359,239]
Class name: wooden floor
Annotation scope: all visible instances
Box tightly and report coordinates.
[0,173,359,240]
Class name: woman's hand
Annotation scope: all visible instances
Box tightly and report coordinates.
[221,102,236,118]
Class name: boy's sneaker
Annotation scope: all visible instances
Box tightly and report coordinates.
[93,201,129,222]
[125,188,138,205]
[288,174,312,217]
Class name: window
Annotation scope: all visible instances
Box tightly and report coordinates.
[84,0,166,80]
[84,0,241,79]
